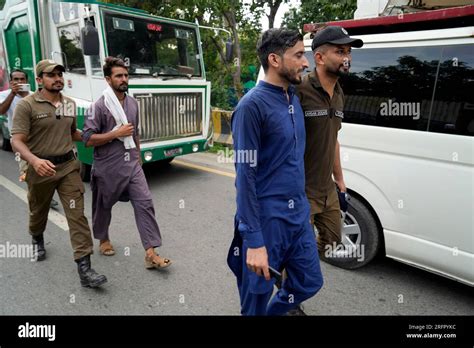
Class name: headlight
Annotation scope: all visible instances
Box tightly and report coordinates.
[144,151,153,161]
[192,144,199,152]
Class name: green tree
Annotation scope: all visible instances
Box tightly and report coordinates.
[282,0,357,32]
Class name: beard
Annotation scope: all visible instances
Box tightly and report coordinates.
[329,62,351,77]
[114,83,128,92]
[279,66,303,85]
[336,67,350,77]
[44,82,64,93]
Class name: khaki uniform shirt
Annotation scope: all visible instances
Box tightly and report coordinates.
[296,69,345,199]
[11,91,76,157]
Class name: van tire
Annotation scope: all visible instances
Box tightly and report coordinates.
[319,194,381,270]
[80,162,91,182]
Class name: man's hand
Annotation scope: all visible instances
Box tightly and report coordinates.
[246,246,270,280]
[335,179,346,193]
[72,130,83,142]
[31,158,56,177]
[114,124,134,138]
[10,82,22,96]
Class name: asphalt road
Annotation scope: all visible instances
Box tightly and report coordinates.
[0,149,473,315]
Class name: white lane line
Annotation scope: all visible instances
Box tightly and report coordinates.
[0,174,68,231]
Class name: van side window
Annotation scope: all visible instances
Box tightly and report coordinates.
[429,44,474,136]
[339,46,442,132]
[58,23,86,75]
[85,17,102,76]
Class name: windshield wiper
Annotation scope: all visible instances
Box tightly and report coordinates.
[152,72,193,80]
[163,74,192,80]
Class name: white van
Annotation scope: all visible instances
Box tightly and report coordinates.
[260,6,474,286]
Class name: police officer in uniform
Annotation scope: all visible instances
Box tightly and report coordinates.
[296,26,363,258]
[0,69,59,208]
[11,60,107,288]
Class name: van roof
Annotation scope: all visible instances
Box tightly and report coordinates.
[304,5,474,35]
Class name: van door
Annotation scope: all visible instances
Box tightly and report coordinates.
[4,14,35,90]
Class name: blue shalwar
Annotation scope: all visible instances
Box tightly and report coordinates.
[227,80,323,316]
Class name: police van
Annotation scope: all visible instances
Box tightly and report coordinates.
[286,5,473,285]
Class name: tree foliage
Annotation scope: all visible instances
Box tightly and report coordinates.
[282,0,357,32]
[250,0,289,29]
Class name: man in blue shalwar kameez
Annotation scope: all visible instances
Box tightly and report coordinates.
[227,29,324,316]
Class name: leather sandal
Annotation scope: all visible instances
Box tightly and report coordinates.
[99,241,115,256]
[145,254,172,269]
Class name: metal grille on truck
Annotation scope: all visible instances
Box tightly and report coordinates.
[135,92,203,141]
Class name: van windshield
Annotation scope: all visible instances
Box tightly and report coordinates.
[103,11,202,77]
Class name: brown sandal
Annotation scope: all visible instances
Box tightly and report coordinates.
[145,254,172,269]
[99,240,115,256]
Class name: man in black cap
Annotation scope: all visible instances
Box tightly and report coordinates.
[295,26,363,261]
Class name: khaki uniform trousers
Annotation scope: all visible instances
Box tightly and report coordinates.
[308,186,342,254]
[25,159,93,260]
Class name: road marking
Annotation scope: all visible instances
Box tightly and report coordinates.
[173,159,236,178]
[0,174,69,231]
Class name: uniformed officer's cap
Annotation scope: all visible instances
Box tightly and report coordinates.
[311,26,363,51]
[36,59,66,77]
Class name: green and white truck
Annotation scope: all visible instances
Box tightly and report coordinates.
[0,0,213,180]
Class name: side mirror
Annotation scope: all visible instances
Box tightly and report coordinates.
[81,21,100,56]
[225,40,234,63]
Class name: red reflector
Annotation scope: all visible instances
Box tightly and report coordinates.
[147,23,162,32]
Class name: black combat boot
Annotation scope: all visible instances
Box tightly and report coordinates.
[75,255,107,288]
[32,235,46,261]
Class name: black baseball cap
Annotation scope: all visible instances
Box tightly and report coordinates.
[311,26,363,51]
